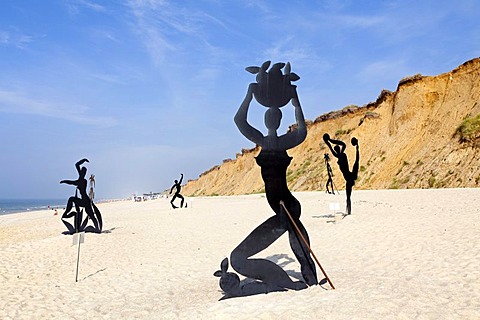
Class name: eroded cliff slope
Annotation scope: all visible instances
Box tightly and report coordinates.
[184,58,480,196]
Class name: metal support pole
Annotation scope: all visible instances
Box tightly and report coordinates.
[280,201,335,289]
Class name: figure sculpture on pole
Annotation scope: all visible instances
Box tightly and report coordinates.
[215,61,318,299]
[324,153,335,194]
[89,174,95,202]
[60,158,103,234]
[323,134,360,215]
[170,173,185,209]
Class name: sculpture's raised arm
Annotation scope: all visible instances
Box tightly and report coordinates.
[234,83,264,146]
[75,158,89,175]
[323,134,346,157]
[278,90,307,150]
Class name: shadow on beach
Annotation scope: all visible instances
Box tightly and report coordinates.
[61,226,118,236]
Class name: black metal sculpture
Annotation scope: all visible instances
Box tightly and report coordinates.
[324,153,336,194]
[89,174,95,201]
[60,158,103,234]
[215,61,318,299]
[170,173,184,209]
[323,134,359,215]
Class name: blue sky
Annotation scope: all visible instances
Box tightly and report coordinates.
[0,0,479,199]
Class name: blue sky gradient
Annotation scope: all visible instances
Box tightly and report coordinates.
[1,0,479,199]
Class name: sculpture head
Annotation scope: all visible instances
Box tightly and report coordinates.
[351,137,358,146]
[246,61,300,108]
[264,107,282,131]
[334,145,341,153]
[80,167,87,178]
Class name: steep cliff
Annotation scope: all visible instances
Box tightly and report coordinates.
[184,58,480,196]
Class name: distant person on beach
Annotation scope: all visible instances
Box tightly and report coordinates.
[323,134,359,215]
[230,61,317,294]
[60,158,102,233]
[324,153,335,194]
[170,173,184,209]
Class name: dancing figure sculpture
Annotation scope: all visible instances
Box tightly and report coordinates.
[170,173,185,209]
[89,174,95,201]
[217,61,317,299]
[324,153,335,194]
[323,134,359,215]
[60,158,103,234]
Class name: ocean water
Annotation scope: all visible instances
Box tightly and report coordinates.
[0,199,66,215]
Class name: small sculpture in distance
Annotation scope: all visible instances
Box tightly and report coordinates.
[170,173,185,209]
[89,174,95,201]
[323,134,360,215]
[60,158,103,234]
[324,153,336,194]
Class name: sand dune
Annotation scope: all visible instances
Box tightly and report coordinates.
[0,189,479,319]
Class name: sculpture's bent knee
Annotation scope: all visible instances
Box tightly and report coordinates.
[230,247,247,274]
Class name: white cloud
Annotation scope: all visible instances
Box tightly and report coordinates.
[66,0,107,15]
[0,31,9,44]
[125,1,177,65]
[77,0,107,12]
[89,72,126,85]
[0,29,37,49]
[0,90,117,127]
[261,37,331,76]
[327,13,385,29]
[125,0,228,67]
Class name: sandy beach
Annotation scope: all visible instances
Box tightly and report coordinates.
[0,189,479,319]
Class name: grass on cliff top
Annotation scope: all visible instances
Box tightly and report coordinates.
[455,113,480,143]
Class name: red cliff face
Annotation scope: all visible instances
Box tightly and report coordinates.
[184,58,480,196]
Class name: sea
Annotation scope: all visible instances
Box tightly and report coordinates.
[0,199,66,216]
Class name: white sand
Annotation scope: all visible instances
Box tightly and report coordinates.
[0,189,479,319]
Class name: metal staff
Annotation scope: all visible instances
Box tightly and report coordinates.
[280,200,335,290]
[75,235,81,282]
[332,180,340,195]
